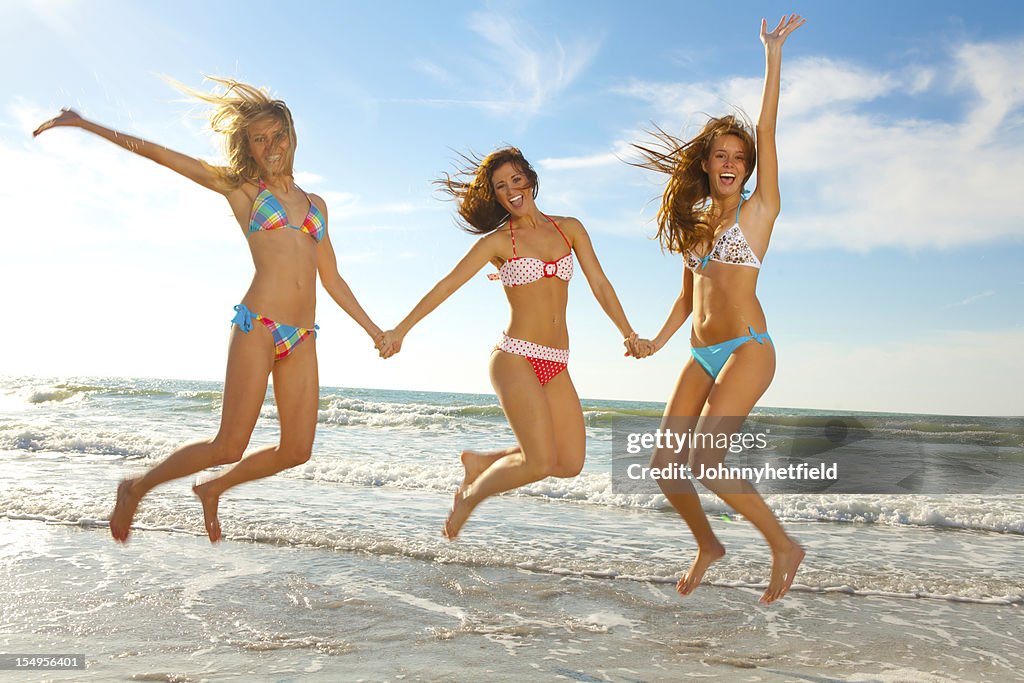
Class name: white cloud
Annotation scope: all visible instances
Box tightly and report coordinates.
[5,99,235,250]
[614,41,1024,251]
[403,9,602,122]
[946,290,996,308]
[538,151,620,171]
[23,0,84,37]
[412,59,456,88]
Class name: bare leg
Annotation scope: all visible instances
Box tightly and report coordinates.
[443,353,584,539]
[110,327,273,542]
[691,341,804,604]
[460,447,519,490]
[193,337,319,542]
[653,358,725,596]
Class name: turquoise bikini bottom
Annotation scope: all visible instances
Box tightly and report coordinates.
[691,326,772,379]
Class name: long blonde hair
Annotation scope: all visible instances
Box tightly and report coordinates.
[173,76,296,190]
[634,115,755,255]
[435,147,539,234]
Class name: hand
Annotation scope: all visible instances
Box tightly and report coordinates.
[623,332,639,358]
[624,332,656,359]
[33,108,84,137]
[634,338,657,359]
[626,336,656,359]
[376,330,403,359]
[760,13,805,51]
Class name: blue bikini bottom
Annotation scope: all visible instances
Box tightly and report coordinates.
[691,326,772,379]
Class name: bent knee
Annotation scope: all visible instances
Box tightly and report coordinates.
[522,450,556,480]
[651,447,685,470]
[279,444,313,468]
[210,435,247,466]
[551,451,585,478]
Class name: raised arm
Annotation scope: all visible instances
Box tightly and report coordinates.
[382,235,500,357]
[33,108,227,194]
[752,14,805,218]
[566,219,638,350]
[315,199,385,350]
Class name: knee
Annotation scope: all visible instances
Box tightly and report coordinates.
[523,449,557,480]
[650,447,681,470]
[279,443,313,468]
[552,451,584,478]
[210,434,246,466]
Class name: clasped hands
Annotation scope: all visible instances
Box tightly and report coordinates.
[624,332,657,359]
[373,330,401,359]
[372,330,657,360]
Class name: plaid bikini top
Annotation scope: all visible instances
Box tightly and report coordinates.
[248,179,325,242]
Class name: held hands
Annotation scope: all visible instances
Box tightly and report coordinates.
[623,332,657,359]
[33,108,83,137]
[761,13,805,50]
[375,330,403,359]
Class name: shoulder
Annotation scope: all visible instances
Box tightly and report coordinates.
[225,177,260,211]
[549,215,587,243]
[480,224,511,246]
[309,192,328,215]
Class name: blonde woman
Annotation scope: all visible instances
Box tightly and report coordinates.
[34,79,384,543]
[379,147,642,539]
[634,15,806,603]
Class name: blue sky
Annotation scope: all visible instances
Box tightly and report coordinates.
[2,0,1022,415]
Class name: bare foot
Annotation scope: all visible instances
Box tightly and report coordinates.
[676,541,726,596]
[442,488,474,541]
[110,478,142,543]
[760,541,805,604]
[459,450,492,490]
[192,481,223,543]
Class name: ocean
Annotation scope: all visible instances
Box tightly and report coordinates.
[0,376,1021,681]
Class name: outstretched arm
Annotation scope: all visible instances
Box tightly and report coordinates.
[381,235,499,357]
[752,14,805,219]
[33,108,227,194]
[568,220,639,354]
[650,267,694,353]
[316,202,385,351]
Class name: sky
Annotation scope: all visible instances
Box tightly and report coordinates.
[1,0,1022,416]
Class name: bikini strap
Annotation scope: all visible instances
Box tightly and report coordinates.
[544,214,571,249]
[735,195,744,224]
[508,219,518,258]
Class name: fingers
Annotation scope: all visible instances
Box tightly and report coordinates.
[375,330,402,359]
[624,336,656,359]
[32,108,79,138]
[763,13,805,44]
[32,119,56,137]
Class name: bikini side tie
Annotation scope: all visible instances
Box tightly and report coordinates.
[231,304,254,332]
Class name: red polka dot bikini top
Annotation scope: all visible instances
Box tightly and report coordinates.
[488,214,574,287]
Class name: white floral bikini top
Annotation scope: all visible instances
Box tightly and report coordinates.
[684,196,762,272]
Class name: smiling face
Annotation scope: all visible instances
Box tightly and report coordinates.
[490,161,535,218]
[702,133,748,198]
[246,114,293,178]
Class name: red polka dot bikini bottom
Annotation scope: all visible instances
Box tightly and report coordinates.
[496,334,570,386]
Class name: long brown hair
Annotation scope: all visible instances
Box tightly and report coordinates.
[633,115,755,255]
[171,76,297,190]
[435,147,539,234]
